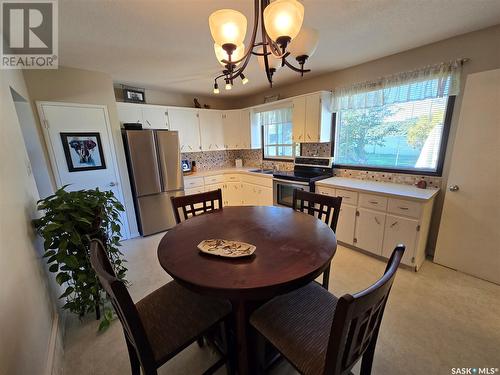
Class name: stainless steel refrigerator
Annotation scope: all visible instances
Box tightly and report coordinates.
[122,129,184,236]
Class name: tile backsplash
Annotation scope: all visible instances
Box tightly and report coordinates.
[182,143,442,188]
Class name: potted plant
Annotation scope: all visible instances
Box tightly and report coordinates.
[33,186,127,330]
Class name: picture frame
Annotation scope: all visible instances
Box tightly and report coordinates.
[60,132,107,172]
[123,88,146,103]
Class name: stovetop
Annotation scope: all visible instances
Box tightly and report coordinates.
[273,170,333,183]
[273,156,334,184]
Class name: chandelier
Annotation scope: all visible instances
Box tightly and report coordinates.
[209,0,319,93]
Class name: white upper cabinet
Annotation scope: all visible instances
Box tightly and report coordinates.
[116,102,168,130]
[199,110,225,151]
[168,108,201,152]
[292,91,332,143]
[240,109,252,149]
[142,105,169,130]
[222,110,242,149]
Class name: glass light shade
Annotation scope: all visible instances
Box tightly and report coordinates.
[263,0,304,41]
[288,27,319,58]
[257,46,282,71]
[225,82,232,90]
[209,9,247,46]
[214,43,245,66]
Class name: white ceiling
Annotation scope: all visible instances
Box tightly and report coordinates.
[59,0,500,97]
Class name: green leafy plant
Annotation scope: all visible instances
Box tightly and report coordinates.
[33,186,127,331]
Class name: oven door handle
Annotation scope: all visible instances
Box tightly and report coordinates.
[273,178,310,186]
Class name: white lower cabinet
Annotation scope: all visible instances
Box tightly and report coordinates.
[382,214,419,265]
[224,182,243,206]
[336,204,356,245]
[354,208,386,255]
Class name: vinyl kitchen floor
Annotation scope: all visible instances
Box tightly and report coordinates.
[62,233,500,375]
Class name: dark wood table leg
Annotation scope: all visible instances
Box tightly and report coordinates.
[232,299,249,375]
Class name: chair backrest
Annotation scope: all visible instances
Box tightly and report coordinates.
[89,239,155,368]
[292,189,343,231]
[324,245,405,375]
[170,188,223,224]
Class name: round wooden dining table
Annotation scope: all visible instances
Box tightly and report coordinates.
[157,206,337,375]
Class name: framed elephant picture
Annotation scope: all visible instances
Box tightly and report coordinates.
[60,132,106,172]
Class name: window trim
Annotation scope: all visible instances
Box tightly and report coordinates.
[332,96,456,177]
[260,118,294,162]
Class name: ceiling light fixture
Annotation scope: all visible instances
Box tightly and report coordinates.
[209,0,318,94]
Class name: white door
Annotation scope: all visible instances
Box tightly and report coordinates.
[222,110,242,149]
[37,102,130,239]
[355,208,386,255]
[225,182,241,206]
[240,109,252,149]
[434,69,500,284]
[142,106,168,130]
[168,108,201,152]
[199,110,224,151]
[383,214,419,266]
[292,96,306,143]
[336,204,357,245]
[116,102,142,125]
[304,93,320,142]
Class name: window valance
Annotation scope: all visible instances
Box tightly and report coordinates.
[330,59,465,111]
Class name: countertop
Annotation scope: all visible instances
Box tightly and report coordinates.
[183,167,274,179]
[316,177,439,201]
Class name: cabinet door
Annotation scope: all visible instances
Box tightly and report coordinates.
[117,103,143,125]
[304,93,320,142]
[240,109,252,149]
[222,110,242,149]
[336,204,356,245]
[199,110,225,151]
[292,96,306,143]
[168,108,201,152]
[383,214,418,266]
[224,182,242,206]
[142,106,168,129]
[355,208,386,255]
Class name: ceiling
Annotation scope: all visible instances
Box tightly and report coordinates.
[59,0,500,98]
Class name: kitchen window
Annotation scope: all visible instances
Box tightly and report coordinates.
[259,107,295,160]
[331,61,462,175]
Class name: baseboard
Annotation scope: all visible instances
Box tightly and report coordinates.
[45,312,64,375]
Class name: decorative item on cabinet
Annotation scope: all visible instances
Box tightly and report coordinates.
[192,160,197,173]
[122,85,146,103]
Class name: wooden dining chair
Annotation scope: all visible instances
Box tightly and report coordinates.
[171,188,223,224]
[250,245,405,375]
[292,189,343,289]
[89,239,233,375]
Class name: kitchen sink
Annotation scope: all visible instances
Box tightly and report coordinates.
[249,169,274,174]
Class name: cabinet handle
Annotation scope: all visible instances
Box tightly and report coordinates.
[146,120,152,127]
[398,206,409,210]
[307,133,312,140]
[180,145,185,151]
[369,200,378,204]
[208,144,212,150]
[374,217,381,225]
[188,145,192,150]
[390,221,398,228]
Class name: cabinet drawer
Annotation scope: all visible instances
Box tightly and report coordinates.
[359,193,388,211]
[224,174,241,182]
[184,177,204,189]
[241,174,273,188]
[204,174,224,185]
[316,185,335,196]
[335,189,358,205]
[184,187,204,196]
[387,198,422,218]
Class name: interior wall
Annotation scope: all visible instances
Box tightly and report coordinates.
[0,69,62,374]
[114,85,231,109]
[231,25,500,255]
[23,66,140,238]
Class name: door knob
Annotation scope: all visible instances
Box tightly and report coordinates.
[448,185,459,192]
[109,182,118,187]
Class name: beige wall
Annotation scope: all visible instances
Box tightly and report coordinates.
[0,69,62,374]
[114,85,231,109]
[232,25,500,255]
[23,66,139,237]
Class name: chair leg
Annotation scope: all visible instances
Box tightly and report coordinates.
[222,320,236,375]
[322,263,331,290]
[197,337,205,347]
[125,338,141,375]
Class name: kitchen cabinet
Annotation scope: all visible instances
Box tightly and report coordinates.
[292,92,332,143]
[240,109,252,149]
[336,204,356,245]
[222,110,242,149]
[168,108,201,152]
[224,182,243,206]
[355,208,386,255]
[116,102,168,130]
[199,110,224,151]
[383,214,419,266]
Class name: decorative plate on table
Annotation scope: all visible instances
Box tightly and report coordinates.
[197,239,256,258]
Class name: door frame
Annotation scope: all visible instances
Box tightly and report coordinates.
[36,101,130,239]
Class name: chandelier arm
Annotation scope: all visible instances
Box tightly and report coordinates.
[221,0,260,66]
[260,0,274,85]
[282,57,311,74]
